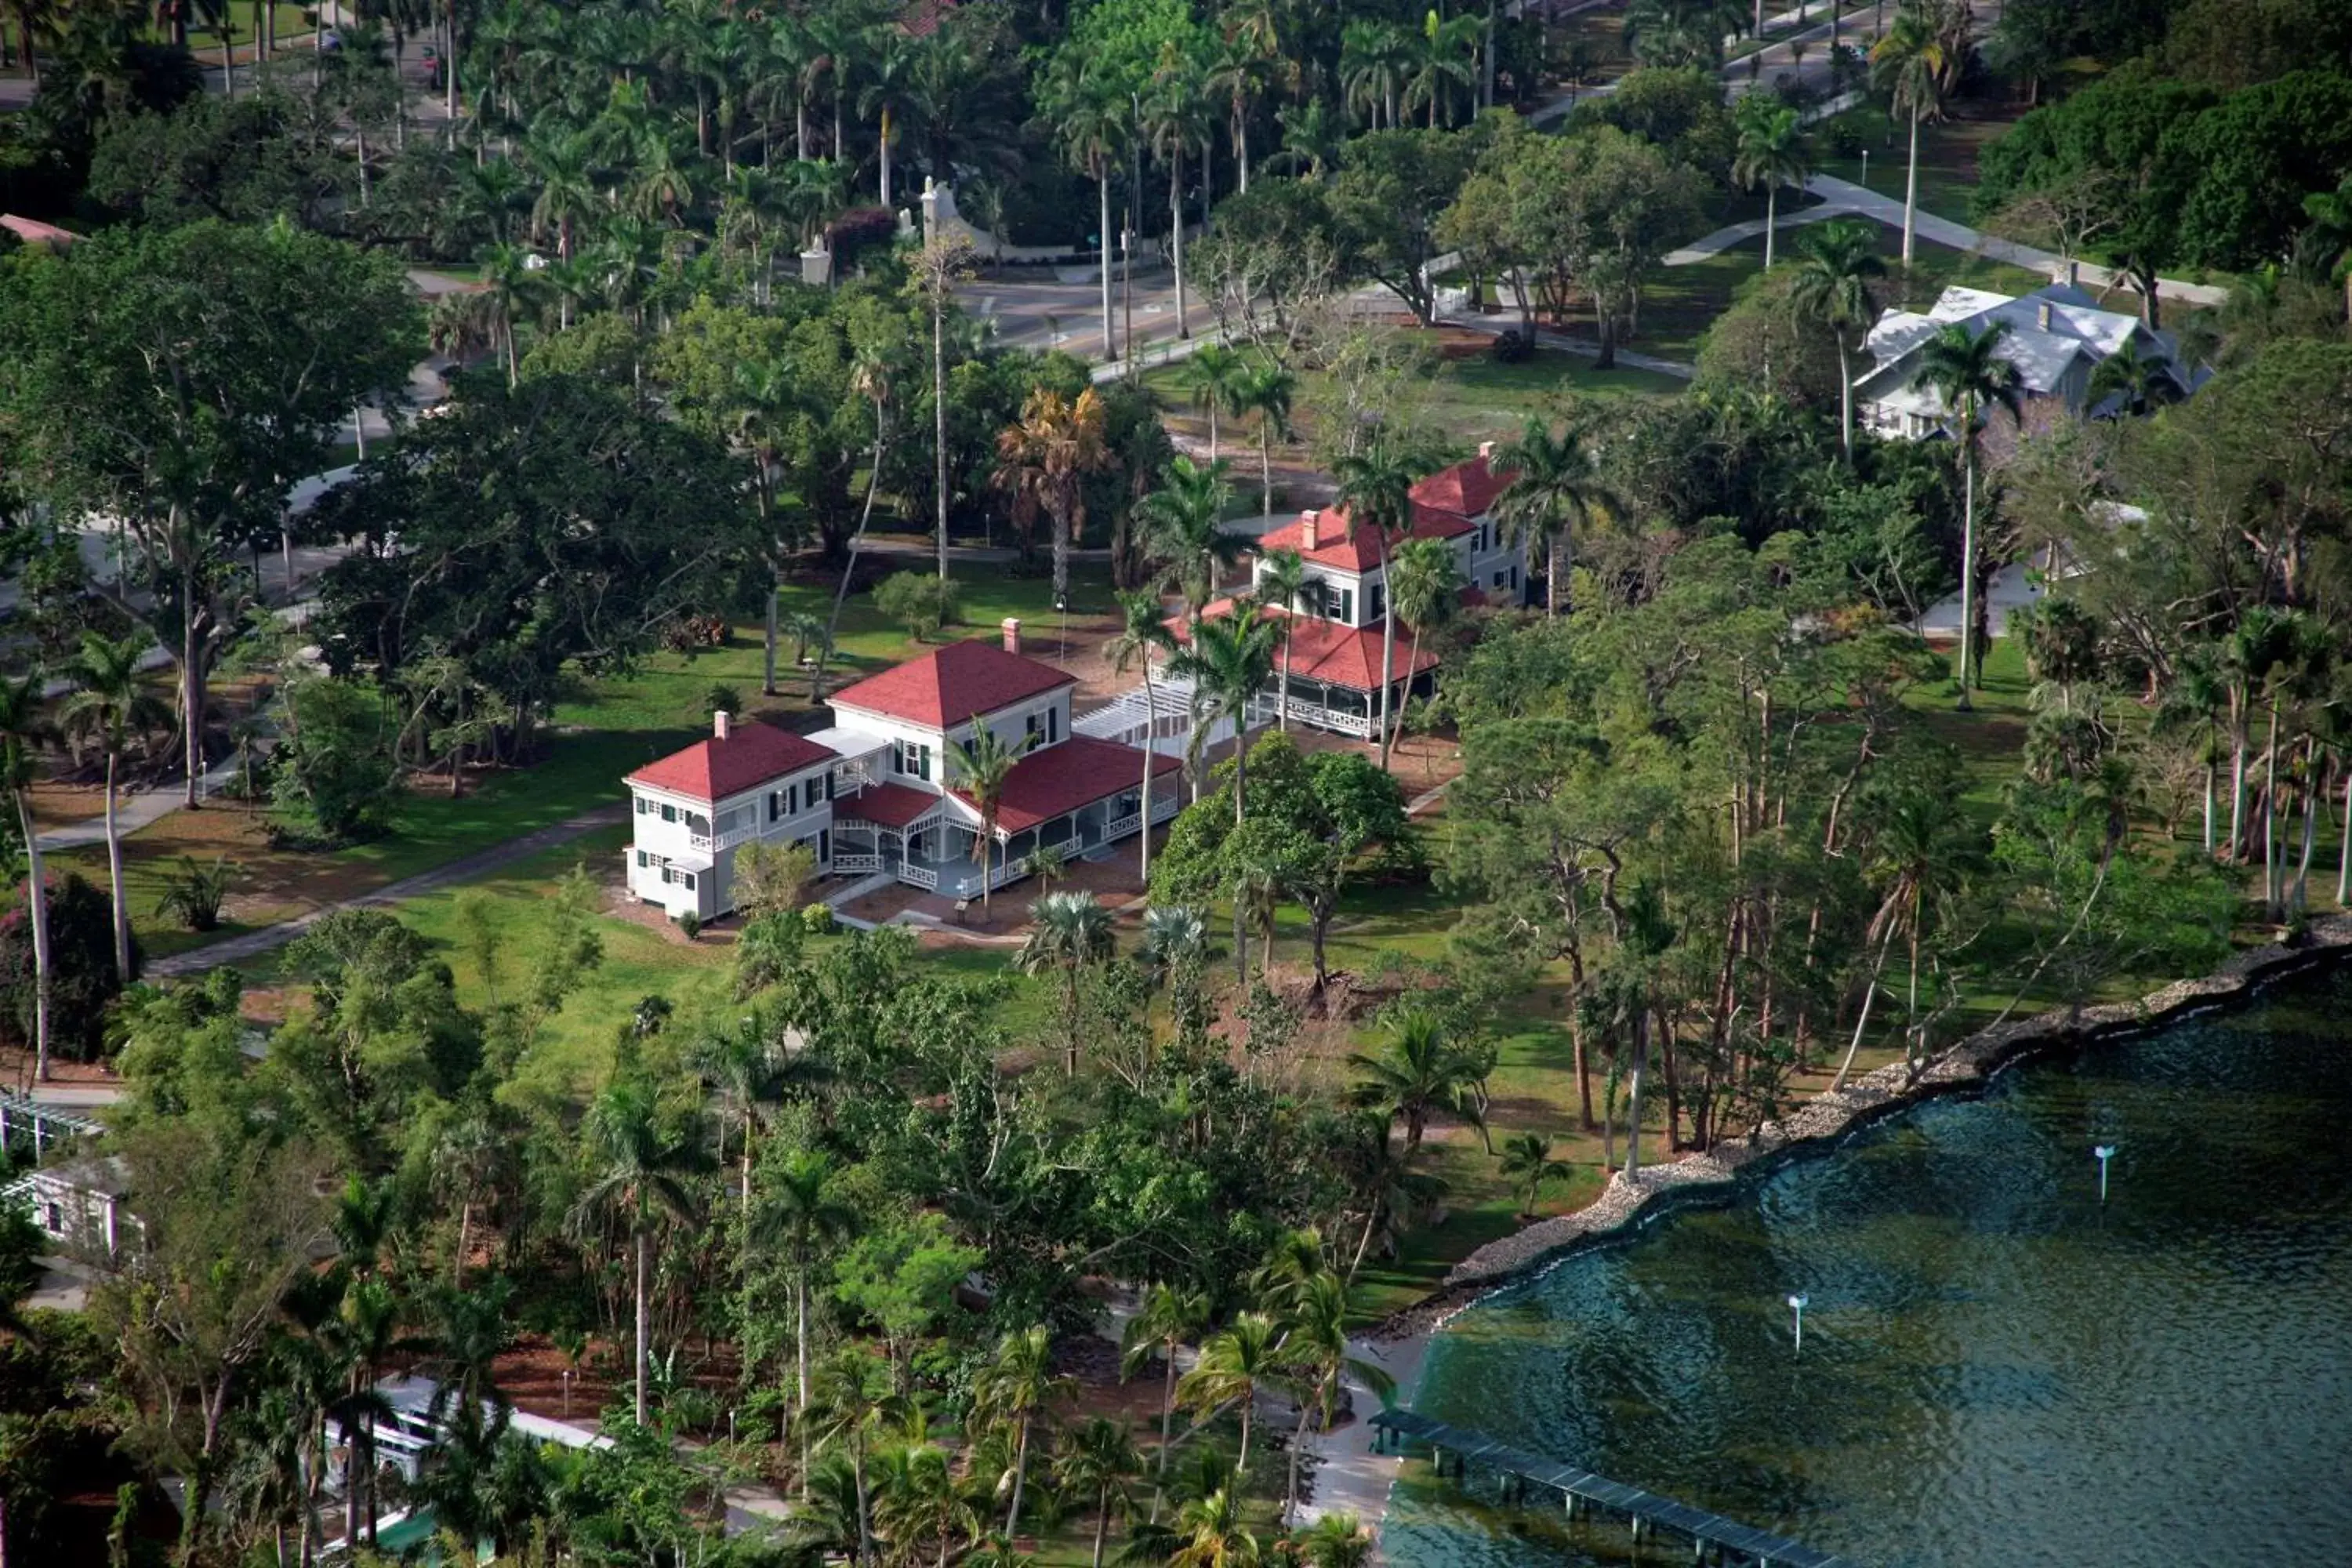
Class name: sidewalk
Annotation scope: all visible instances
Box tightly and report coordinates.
[34,756,244,851]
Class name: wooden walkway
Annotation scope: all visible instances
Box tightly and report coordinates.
[1370,1409,1856,1567]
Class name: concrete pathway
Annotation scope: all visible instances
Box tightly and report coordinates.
[34,756,245,851]
[144,803,630,978]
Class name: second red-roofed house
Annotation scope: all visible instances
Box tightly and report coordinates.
[1175,447,1526,739]
[623,628,1179,920]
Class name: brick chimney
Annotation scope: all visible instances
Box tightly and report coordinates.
[2037,300,2053,331]
[1300,509,1320,551]
[1001,617,1022,656]
[713,710,732,741]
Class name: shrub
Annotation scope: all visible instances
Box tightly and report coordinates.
[154,855,236,932]
[826,206,901,270]
[677,910,702,941]
[706,684,744,720]
[800,902,837,935]
[270,676,397,847]
[1489,328,1534,364]
[733,839,815,917]
[874,572,960,642]
[0,873,135,1062]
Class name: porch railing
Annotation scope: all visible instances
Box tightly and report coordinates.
[1103,812,1140,841]
[688,826,759,854]
[1284,701,1375,738]
[833,853,882,874]
[901,863,940,891]
[1150,793,1181,822]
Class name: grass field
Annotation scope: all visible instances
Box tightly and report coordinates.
[1811,101,2027,229]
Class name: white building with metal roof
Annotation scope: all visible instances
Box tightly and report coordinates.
[1853,282,2204,441]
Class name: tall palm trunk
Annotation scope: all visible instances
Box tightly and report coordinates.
[795,1258,814,1497]
[1900,103,1920,266]
[1138,663,1157,883]
[932,296,949,582]
[633,1226,652,1425]
[11,793,50,1083]
[1835,332,1854,459]
[1099,166,1116,358]
[1258,419,1276,517]
[1169,145,1189,339]
[1004,1417,1032,1539]
[2262,693,2282,913]
[102,749,130,982]
[1763,182,1780,270]
[1955,440,1977,710]
[1375,531,1398,767]
[1622,1006,1648,1178]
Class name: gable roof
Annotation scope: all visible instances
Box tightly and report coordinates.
[0,214,80,249]
[829,640,1076,729]
[1178,602,1448,691]
[1861,281,2166,408]
[626,721,835,803]
[1256,452,1512,572]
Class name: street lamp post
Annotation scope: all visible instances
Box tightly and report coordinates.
[1860,149,1868,190]
[1788,1294,1809,1356]
[2094,1144,2117,1203]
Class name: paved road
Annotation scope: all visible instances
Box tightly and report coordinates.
[143,803,629,977]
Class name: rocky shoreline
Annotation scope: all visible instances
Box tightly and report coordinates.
[1367,913,2352,1342]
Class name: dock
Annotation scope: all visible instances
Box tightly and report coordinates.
[1370,1409,1857,1567]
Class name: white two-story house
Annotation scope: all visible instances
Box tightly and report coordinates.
[1178,448,1526,738]
[625,711,845,921]
[624,628,1180,920]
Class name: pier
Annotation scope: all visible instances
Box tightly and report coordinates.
[1370,1409,1857,1567]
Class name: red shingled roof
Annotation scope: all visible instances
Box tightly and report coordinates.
[1254,453,1512,572]
[829,640,1076,729]
[1,214,80,248]
[627,721,834,804]
[952,737,1180,833]
[837,781,944,829]
[1173,604,1445,692]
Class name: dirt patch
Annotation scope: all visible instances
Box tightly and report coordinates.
[0,1044,121,1086]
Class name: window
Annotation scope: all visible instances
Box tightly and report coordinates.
[1326,583,1353,624]
[1493,569,1508,590]
[1025,711,1045,743]
[682,873,696,891]
[895,739,931,779]
[1048,706,1059,744]
[660,803,677,823]
[1510,564,1520,591]
[636,850,648,869]
[818,828,831,864]
[1367,583,1385,623]
[635,797,648,815]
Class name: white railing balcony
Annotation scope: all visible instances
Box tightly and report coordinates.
[1104,812,1140,840]
[1150,793,1181,822]
[1289,702,1374,738]
[688,826,760,854]
[901,864,940,891]
[833,852,882,873]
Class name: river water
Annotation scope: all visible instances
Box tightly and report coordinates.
[1391,967,2352,1568]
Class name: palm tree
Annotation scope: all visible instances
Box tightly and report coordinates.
[1016,891,1117,1076]
[1105,593,1180,884]
[0,673,53,1081]
[1788,220,1886,459]
[1162,1486,1261,1568]
[1871,5,1947,269]
[1839,782,1973,1087]
[1732,97,1810,271]
[1254,550,1308,730]
[1296,1512,1375,1568]
[1183,344,1254,463]
[753,1148,853,1491]
[1175,1312,1283,1473]
[909,236,976,584]
[1338,20,1410,130]
[524,127,600,263]
[993,387,1112,616]
[859,27,915,208]
[1233,359,1295,517]
[1347,1006,1486,1158]
[1275,1272,1396,1525]
[1045,58,1130,359]
[2301,175,2352,325]
[1054,1417,1142,1568]
[1169,612,1280,830]
[1120,1280,1212,1512]
[59,630,165,985]
[1911,319,2023,707]
[2085,347,2178,416]
[1404,8,1480,129]
[1138,903,1212,1058]
[1497,1132,1574,1218]
[972,1324,1073,1541]
[1138,457,1245,631]
[1331,430,1438,768]
[1494,416,1619,618]
[568,1081,699,1425]
[1383,536,1464,753]
[1144,48,1212,341]
[323,1276,402,1549]
[810,1347,904,1566]
[953,723,1035,913]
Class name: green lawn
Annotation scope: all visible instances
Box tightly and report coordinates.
[1811,103,2026,230]
[143,2,316,48]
